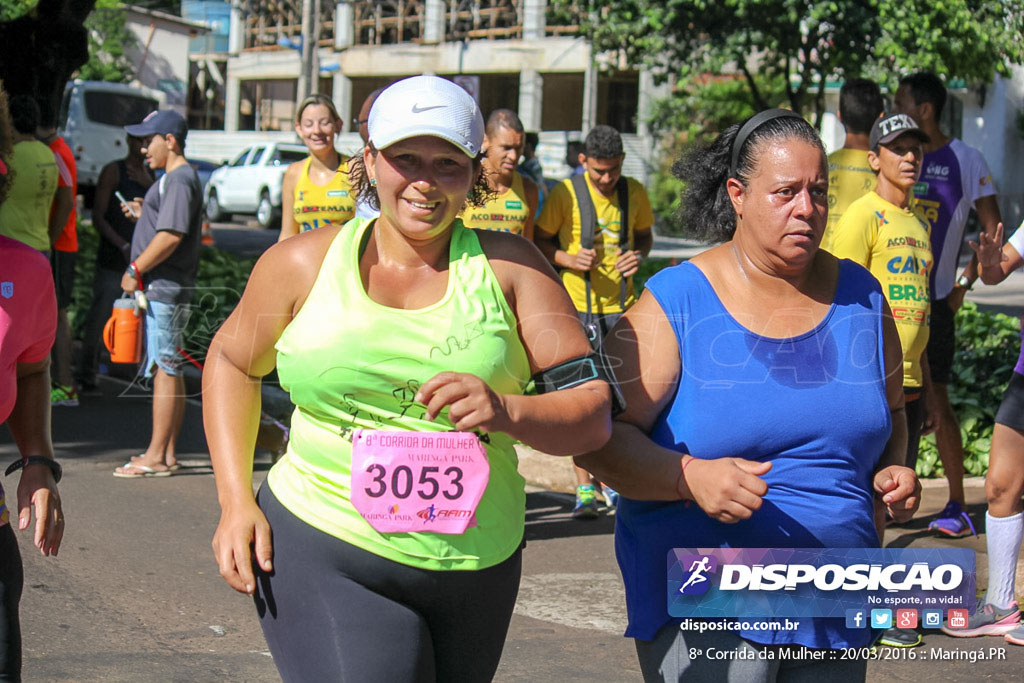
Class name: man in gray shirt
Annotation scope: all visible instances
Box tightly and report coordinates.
[115,110,203,478]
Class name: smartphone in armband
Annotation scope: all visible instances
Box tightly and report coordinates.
[115,191,138,217]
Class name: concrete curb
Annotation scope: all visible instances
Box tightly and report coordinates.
[516,444,578,493]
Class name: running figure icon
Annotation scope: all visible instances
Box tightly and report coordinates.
[679,557,712,594]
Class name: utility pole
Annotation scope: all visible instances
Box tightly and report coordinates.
[297,0,321,104]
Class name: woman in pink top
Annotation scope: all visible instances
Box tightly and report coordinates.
[0,87,65,681]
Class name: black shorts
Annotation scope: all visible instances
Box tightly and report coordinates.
[254,485,522,682]
[926,297,955,384]
[50,249,77,309]
[995,372,1024,432]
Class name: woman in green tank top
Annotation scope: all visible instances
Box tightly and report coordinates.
[203,76,612,681]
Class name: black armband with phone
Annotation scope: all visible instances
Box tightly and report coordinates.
[532,352,627,416]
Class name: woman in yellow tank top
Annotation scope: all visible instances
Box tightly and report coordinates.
[204,76,613,681]
[278,94,356,241]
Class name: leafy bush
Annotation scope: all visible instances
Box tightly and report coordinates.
[916,302,1020,478]
[635,257,675,293]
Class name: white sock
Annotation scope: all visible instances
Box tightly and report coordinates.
[985,511,1024,609]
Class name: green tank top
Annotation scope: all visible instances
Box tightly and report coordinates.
[268,217,531,570]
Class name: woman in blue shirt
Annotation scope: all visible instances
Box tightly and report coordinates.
[576,110,921,681]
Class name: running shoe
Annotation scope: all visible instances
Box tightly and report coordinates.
[572,484,600,520]
[878,627,922,648]
[1005,622,1024,646]
[928,501,977,538]
[942,601,1020,637]
[50,384,79,407]
[602,484,619,509]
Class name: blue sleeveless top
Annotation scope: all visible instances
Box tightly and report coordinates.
[617,259,891,649]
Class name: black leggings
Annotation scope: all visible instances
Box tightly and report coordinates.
[255,485,522,683]
[0,524,23,682]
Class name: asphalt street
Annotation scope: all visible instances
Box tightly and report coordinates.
[6,378,1024,681]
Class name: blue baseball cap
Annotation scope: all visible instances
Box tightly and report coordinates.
[124,109,188,142]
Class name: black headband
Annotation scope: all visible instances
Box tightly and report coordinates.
[730,108,805,177]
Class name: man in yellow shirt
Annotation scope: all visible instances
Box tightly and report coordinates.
[460,109,538,239]
[535,124,653,518]
[821,78,884,251]
[535,125,654,331]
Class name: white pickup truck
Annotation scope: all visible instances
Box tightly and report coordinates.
[203,142,309,228]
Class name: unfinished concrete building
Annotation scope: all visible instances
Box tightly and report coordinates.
[210,0,665,179]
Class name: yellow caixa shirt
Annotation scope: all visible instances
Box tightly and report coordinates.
[460,171,531,236]
[822,148,876,253]
[831,191,932,389]
[536,173,654,314]
[293,156,355,232]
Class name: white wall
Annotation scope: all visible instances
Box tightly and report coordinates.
[958,69,1024,229]
[960,69,1024,229]
[125,13,196,114]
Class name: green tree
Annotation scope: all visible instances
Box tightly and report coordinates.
[78,0,138,83]
[0,0,37,22]
[565,0,1024,122]
[872,0,1024,85]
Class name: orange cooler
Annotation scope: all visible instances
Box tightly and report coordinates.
[103,298,143,363]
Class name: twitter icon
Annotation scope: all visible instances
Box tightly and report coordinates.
[870,609,893,629]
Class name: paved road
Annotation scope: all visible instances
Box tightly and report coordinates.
[4,375,1024,681]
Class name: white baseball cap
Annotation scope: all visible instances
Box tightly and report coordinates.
[368,75,485,158]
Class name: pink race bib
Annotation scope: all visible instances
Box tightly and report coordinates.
[350,430,490,535]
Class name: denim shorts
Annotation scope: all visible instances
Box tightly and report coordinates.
[144,300,189,378]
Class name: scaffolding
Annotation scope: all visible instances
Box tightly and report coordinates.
[237,0,586,50]
[240,0,337,50]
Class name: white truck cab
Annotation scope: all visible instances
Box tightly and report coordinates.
[58,80,165,202]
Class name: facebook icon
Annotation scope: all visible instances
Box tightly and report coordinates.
[845,609,867,629]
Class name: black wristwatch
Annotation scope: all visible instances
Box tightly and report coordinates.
[5,456,62,483]
[956,274,973,291]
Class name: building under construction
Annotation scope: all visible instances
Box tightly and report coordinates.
[190,0,664,177]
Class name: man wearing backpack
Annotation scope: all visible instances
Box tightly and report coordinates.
[535,124,654,519]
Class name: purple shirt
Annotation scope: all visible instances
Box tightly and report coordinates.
[912,139,996,300]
